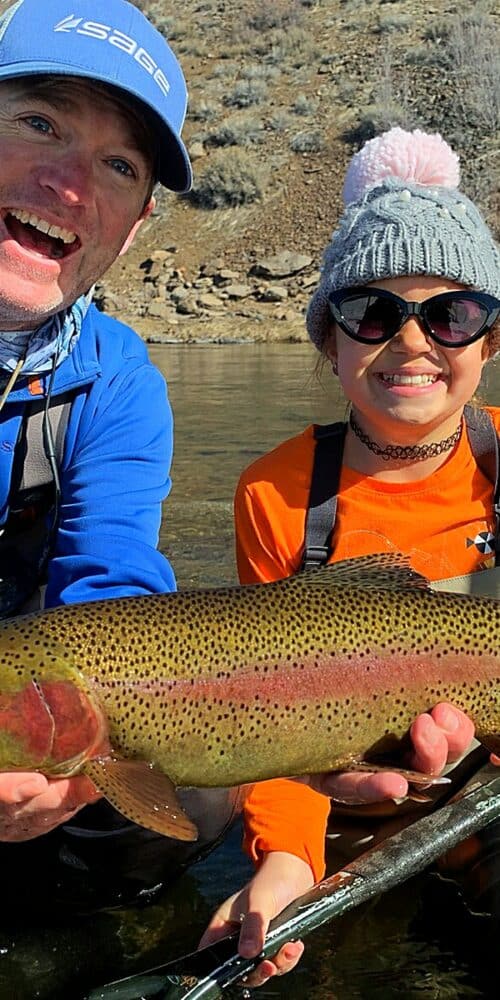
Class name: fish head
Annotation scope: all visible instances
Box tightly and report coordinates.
[0,625,107,775]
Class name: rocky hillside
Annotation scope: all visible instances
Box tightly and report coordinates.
[97,0,500,344]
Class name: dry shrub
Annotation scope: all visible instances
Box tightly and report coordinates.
[224,80,268,109]
[443,14,500,131]
[190,150,269,209]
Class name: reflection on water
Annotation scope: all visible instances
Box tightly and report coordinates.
[153,343,343,588]
[1,345,498,999]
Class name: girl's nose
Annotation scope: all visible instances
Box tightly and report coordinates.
[390,316,434,353]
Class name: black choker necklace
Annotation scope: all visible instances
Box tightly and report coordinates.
[349,412,462,462]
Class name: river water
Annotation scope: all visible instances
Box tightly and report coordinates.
[155,342,342,589]
[0,344,498,1000]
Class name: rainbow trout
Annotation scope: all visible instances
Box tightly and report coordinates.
[0,554,498,841]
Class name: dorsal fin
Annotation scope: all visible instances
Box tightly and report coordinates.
[286,552,430,592]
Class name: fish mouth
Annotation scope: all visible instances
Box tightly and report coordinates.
[2,208,81,260]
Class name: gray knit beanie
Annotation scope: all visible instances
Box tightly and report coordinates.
[306,127,500,350]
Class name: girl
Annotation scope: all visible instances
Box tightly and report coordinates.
[202,128,500,986]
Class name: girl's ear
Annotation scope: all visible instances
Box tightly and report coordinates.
[483,323,499,362]
[323,324,338,373]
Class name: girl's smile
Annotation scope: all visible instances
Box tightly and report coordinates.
[374,368,444,395]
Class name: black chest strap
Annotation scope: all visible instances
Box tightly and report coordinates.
[11,391,73,496]
[463,405,500,560]
[0,392,73,618]
[301,421,346,570]
[301,406,500,570]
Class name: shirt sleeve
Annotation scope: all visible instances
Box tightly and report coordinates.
[234,477,295,584]
[45,360,175,606]
[243,779,330,883]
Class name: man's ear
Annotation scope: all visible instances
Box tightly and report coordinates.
[119,196,155,257]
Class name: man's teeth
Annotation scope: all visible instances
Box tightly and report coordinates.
[9,209,77,245]
[382,373,438,385]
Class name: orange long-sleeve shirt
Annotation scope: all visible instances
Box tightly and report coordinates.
[240,406,500,881]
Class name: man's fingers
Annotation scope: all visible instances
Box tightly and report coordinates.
[14,776,100,817]
[0,774,102,841]
[0,772,49,804]
[18,775,99,815]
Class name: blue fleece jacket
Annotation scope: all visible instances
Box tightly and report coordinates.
[0,303,176,605]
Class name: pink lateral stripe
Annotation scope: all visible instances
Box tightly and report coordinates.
[92,646,494,706]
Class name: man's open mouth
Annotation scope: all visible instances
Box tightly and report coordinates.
[3,209,80,259]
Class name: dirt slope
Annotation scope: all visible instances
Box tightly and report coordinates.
[99,0,499,343]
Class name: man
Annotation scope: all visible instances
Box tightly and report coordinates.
[0,6,309,989]
[0,0,192,845]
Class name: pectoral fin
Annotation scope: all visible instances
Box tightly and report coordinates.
[346,760,451,787]
[83,758,198,842]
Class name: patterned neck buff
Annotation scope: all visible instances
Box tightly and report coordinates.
[0,292,92,376]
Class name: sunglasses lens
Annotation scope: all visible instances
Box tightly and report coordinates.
[341,294,402,341]
[426,296,487,344]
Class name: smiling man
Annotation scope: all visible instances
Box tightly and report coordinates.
[0,0,192,866]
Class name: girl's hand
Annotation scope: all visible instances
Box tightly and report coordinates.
[0,772,101,841]
[302,702,476,803]
[198,851,313,988]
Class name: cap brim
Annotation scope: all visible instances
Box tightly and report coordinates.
[0,62,192,193]
[147,107,192,194]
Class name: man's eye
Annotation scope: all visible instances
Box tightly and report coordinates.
[108,158,136,178]
[22,114,53,134]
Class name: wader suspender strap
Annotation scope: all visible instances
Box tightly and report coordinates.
[0,393,74,618]
[463,404,500,566]
[302,408,500,570]
[15,392,73,491]
[300,421,347,570]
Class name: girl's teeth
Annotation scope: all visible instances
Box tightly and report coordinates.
[382,374,438,385]
[9,209,77,245]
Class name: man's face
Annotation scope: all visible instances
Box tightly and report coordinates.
[0,78,155,330]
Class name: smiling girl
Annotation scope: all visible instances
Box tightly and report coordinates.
[237,128,500,584]
[201,128,500,988]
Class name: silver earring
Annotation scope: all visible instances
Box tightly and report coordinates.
[331,360,338,375]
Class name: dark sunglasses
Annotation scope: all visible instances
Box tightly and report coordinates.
[328,287,500,348]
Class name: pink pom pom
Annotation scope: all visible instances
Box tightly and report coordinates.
[343,127,460,205]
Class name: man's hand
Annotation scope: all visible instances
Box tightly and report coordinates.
[302,703,476,803]
[0,772,101,841]
[199,852,313,989]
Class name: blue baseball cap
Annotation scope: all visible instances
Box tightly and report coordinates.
[0,0,192,192]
